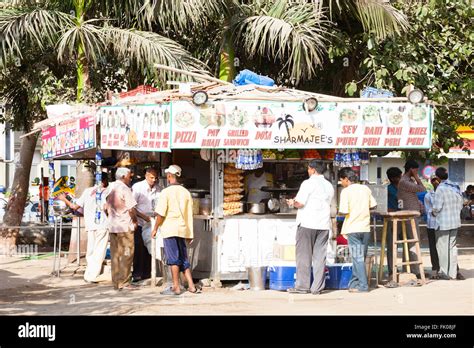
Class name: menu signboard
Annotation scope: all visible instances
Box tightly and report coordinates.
[42,114,96,159]
[99,104,171,152]
[171,101,433,149]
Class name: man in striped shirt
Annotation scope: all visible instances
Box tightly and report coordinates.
[397,160,426,277]
[432,167,464,280]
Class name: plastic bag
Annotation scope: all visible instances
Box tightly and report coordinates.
[233,69,275,86]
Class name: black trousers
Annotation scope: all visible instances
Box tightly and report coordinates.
[427,228,440,272]
[132,226,151,280]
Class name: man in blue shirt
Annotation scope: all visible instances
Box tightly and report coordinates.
[386,167,402,280]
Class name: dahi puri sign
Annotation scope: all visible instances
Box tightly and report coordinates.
[42,114,96,159]
[99,104,171,152]
[171,101,433,149]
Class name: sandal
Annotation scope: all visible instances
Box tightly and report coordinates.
[188,287,202,294]
[160,288,182,296]
[384,280,398,288]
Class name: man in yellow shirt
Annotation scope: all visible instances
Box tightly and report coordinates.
[151,165,200,295]
[338,168,377,293]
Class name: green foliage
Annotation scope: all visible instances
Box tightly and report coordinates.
[345,0,473,157]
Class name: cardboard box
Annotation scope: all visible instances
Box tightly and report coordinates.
[273,244,296,261]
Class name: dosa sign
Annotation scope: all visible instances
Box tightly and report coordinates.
[170,101,433,149]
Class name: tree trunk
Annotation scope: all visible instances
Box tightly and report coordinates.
[67,160,93,263]
[75,0,90,102]
[0,134,37,255]
[218,27,236,82]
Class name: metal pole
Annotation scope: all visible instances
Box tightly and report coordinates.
[58,217,63,277]
[77,216,80,266]
[373,214,379,287]
[52,217,58,275]
[151,235,156,288]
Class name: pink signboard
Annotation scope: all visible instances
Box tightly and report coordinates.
[42,115,96,159]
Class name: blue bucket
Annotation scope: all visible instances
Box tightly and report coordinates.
[269,266,296,291]
[325,264,352,289]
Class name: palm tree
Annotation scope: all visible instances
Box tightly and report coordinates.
[0,0,208,248]
[150,0,408,84]
[0,0,208,101]
[277,114,294,138]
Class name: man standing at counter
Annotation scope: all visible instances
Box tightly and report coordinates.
[338,167,377,293]
[151,165,200,295]
[397,160,426,278]
[104,167,138,291]
[432,167,463,280]
[131,168,161,283]
[286,161,334,295]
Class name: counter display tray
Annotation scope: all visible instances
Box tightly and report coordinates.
[274,212,297,216]
[261,186,299,192]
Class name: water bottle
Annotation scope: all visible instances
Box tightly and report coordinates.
[95,210,101,224]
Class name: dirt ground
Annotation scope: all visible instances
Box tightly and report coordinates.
[0,248,473,316]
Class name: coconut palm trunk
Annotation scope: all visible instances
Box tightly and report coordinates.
[218,16,236,82]
[0,134,37,255]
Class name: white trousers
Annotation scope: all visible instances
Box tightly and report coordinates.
[84,228,109,282]
[141,219,163,260]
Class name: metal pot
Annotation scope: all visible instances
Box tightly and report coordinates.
[52,200,68,215]
[267,198,280,213]
[189,189,209,199]
[246,202,266,214]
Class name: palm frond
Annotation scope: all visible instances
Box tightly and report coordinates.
[57,19,106,65]
[235,0,331,84]
[320,0,408,40]
[152,0,227,31]
[0,8,74,65]
[101,26,209,83]
[353,0,408,41]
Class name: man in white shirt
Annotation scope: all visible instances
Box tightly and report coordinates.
[131,168,161,282]
[286,161,334,295]
[58,173,109,283]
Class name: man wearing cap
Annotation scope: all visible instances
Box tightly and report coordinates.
[151,165,200,295]
[104,167,138,291]
[285,160,335,295]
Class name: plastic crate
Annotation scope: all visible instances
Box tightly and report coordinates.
[325,264,352,289]
[119,85,158,98]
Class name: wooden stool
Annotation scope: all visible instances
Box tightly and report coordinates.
[378,211,426,285]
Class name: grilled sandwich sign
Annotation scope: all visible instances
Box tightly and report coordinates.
[171,101,433,149]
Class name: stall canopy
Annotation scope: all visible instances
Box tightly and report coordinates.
[33,83,435,159]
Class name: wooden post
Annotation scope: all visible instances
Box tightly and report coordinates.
[378,219,388,283]
[401,220,411,274]
[392,220,398,281]
[411,218,426,284]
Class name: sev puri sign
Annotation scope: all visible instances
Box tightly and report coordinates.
[171,101,433,149]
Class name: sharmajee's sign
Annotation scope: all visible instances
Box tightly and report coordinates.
[171,101,433,149]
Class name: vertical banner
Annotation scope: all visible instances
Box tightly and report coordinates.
[99,104,171,152]
[41,115,96,159]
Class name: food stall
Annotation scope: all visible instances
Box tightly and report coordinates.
[35,82,435,283]
[167,88,434,281]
